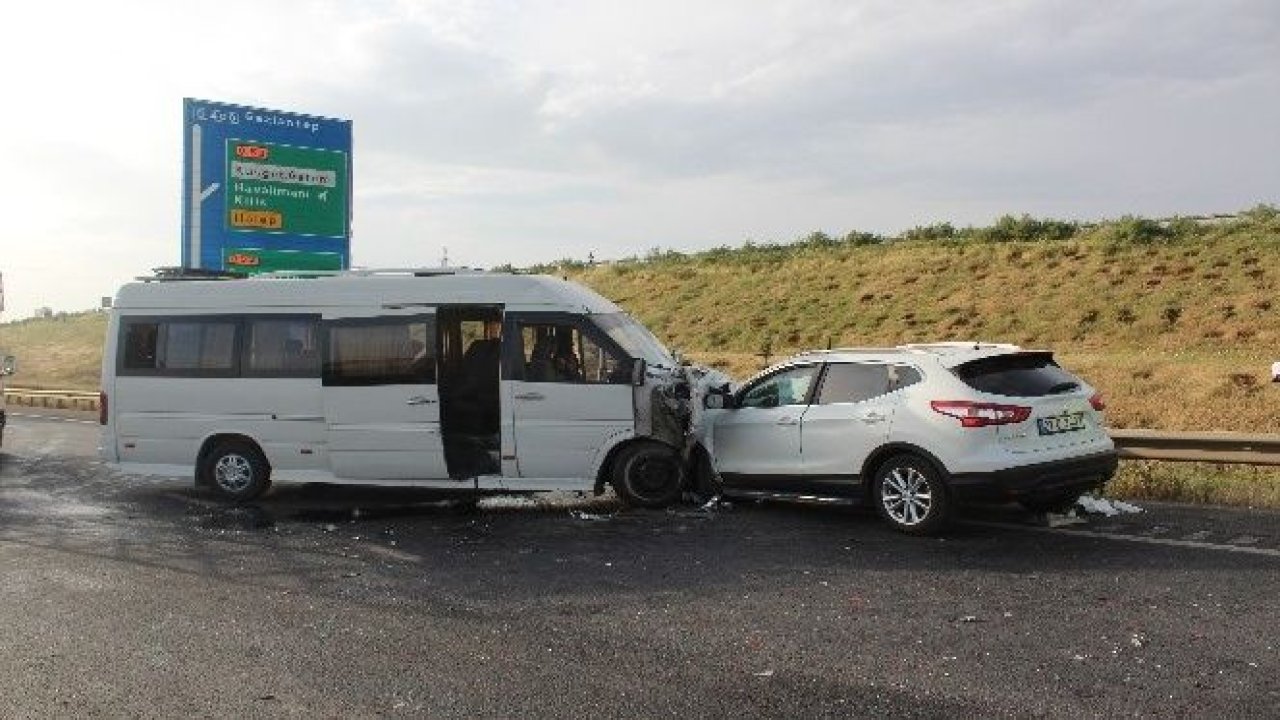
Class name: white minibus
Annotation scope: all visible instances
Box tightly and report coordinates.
[100,269,691,507]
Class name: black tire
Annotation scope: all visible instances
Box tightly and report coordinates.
[613,442,685,509]
[871,454,951,535]
[200,440,272,502]
[1020,491,1085,514]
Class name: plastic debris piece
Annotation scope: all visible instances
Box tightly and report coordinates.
[1076,495,1142,517]
[1046,510,1087,527]
[1110,499,1143,514]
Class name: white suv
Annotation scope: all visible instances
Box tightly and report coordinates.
[693,343,1118,534]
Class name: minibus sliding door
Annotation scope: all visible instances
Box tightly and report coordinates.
[321,314,450,481]
[436,305,504,479]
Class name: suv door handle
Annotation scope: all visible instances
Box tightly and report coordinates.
[406,395,437,406]
[514,392,545,401]
[859,411,887,424]
[775,416,799,426]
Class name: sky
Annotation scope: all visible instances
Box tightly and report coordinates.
[0,0,1277,319]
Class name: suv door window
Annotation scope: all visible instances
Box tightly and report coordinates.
[815,363,890,405]
[738,365,820,408]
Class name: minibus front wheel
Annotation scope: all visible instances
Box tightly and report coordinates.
[613,441,685,509]
[200,438,272,502]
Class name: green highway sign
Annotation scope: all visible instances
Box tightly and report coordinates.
[225,140,349,238]
[223,247,344,275]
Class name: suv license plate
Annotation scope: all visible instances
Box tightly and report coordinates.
[1038,412,1086,435]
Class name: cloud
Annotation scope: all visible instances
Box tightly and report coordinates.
[0,0,1277,316]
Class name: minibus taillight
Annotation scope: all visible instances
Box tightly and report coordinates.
[99,391,108,426]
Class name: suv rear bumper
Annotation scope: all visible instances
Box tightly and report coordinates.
[948,450,1118,503]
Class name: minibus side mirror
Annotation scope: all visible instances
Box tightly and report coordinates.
[631,358,647,386]
[1,356,14,376]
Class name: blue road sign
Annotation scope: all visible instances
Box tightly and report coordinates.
[182,98,352,272]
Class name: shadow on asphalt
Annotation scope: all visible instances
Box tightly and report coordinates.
[4,448,1278,619]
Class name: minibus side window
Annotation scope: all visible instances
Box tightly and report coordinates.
[519,322,628,384]
[161,321,237,371]
[119,317,238,376]
[122,322,160,370]
[324,317,436,386]
[246,317,320,376]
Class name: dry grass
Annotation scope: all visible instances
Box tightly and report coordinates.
[0,312,107,389]
[567,228,1279,434]
[1108,461,1280,509]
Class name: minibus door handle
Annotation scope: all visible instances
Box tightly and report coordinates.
[514,392,546,401]
[406,395,437,406]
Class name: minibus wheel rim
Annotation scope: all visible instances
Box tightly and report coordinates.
[214,454,254,493]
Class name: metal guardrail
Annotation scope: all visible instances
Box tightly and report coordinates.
[3,387,1279,466]
[3,387,100,411]
[1109,429,1280,467]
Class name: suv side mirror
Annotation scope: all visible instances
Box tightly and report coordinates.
[704,389,735,410]
[631,357,647,386]
[1,356,13,376]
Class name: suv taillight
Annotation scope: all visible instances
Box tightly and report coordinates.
[99,391,108,426]
[931,400,1031,428]
[1089,392,1106,411]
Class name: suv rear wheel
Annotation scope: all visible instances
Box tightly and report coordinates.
[872,454,950,535]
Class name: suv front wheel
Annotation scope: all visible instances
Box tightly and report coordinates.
[872,454,950,535]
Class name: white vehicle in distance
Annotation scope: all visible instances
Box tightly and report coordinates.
[0,353,14,448]
[693,343,1118,534]
[99,268,692,507]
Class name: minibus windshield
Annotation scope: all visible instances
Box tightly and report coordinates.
[592,313,676,368]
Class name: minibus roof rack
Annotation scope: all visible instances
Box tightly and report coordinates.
[141,267,248,282]
[138,266,493,282]
[253,267,489,279]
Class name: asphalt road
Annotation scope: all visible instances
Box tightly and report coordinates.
[1,411,1277,718]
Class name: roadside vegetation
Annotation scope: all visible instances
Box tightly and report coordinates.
[3,206,1277,506]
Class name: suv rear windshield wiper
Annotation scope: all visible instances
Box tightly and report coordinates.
[1046,381,1080,395]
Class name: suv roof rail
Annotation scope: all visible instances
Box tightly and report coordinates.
[899,341,1022,354]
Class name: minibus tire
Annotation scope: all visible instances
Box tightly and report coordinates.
[201,440,272,503]
[613,443,684,509]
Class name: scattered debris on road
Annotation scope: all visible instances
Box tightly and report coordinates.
[1077,495,1144,517]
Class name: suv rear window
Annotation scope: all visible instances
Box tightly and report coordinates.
[952,352,1082,397]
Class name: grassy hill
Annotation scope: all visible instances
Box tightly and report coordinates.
[0,311,106,390]
[555,207,1280,434]
[3,207,1278,434]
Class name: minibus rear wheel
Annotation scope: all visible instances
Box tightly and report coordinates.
[613,442,685,509]
[201,439,272,502]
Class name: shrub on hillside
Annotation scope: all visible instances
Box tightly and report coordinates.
[974,214,1078,243]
